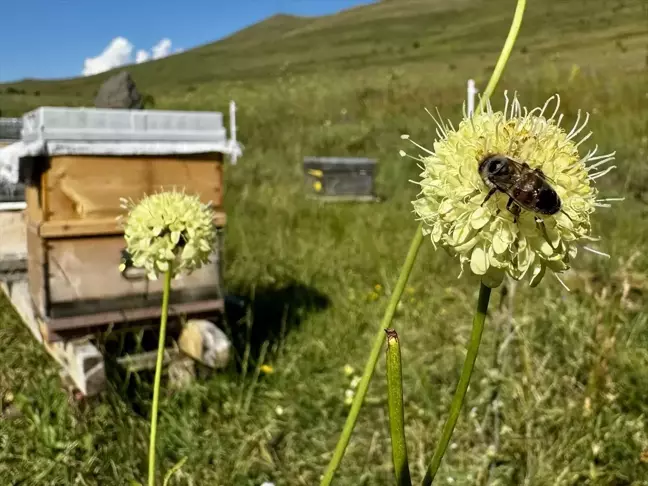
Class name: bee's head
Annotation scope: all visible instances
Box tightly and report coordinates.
[479,154,511,178]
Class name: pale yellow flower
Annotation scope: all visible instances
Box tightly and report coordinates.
[118,189,216,280]
[401,93,620,288]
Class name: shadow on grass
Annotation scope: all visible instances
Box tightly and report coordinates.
[223,280,331,373]
[98,280,330,417]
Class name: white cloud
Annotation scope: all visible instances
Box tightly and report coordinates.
[82,37,181,75]
[151,38,172,60]
[82,37,133,76]
[135,49,150,64]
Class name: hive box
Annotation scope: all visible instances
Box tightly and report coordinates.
[303,156,378,201]
[8,106,238,340]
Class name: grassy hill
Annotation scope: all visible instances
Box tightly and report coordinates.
[1,0,648,484]
[0,0,645,116]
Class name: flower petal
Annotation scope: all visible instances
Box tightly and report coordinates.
[529,263,546,287]
[470,246,489,275]
[470,206,491,229]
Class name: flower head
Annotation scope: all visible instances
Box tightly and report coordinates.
[118,189,216,280]
[402,93,620,288]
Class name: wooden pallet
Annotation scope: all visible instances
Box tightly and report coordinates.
[0,278,231,396]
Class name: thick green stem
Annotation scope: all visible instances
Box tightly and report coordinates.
[385,329,412,486]
[319,223,424,486]
[421,0,526,477]
[148,268,173,486]
[422,283,492,485]
[476,0,527,114]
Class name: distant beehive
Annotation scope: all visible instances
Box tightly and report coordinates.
[303,156,379,202]
[0,118,25,201]
[0,118,23,146]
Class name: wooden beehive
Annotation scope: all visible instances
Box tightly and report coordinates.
[21,153,226,338]
[303,156,378,201]
[8,106,239,340]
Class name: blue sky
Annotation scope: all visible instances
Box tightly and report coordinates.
[0,0,374,83]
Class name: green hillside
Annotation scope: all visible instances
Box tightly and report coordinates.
[0,0,645,115]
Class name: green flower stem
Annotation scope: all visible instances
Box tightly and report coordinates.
[422,283,492,486]
[319,223,424,486]
[476,0,527,115]
[148,268,173,486]
[385,329,412,486]
[420,0,526,479]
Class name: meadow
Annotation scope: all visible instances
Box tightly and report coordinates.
[1,0,648,484]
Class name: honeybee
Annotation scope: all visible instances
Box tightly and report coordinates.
[478,154,561,223]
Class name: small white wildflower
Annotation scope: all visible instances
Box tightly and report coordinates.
[350,376,361,389]
[402,92,619,288]
[275,406,284,416]
[592,443,602,456]
[344,388,354,405]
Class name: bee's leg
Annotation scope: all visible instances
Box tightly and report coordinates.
[511,234,520,268]
[506,197,521,223]
[463,189,482,204]
[481,187,498,206]
[535,217,558,250]
[559,209,574,222]
[534,167,547,177]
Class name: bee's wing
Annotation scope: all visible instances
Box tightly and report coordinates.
[489,157,526,192]
[533,167,558,186]
[508,155,558,185]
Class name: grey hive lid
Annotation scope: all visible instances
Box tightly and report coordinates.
[303,156,376,171]
[21,106,227,144]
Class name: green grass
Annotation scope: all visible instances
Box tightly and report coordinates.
[2,0,648,484]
